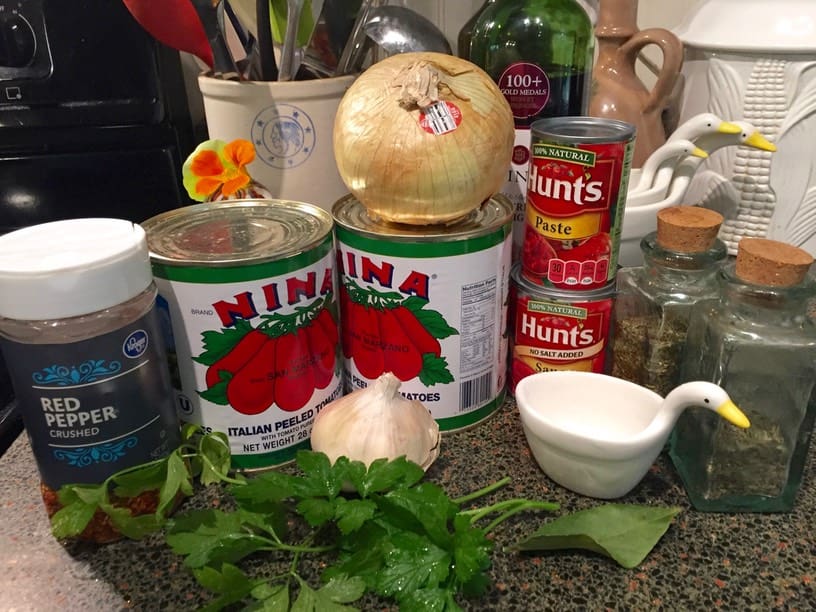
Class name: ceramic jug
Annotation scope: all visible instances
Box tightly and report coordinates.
[673,0,816,256]
[588,0,684,168]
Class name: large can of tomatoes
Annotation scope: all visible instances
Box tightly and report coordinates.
[333,194,513,432]
[509,265,615,393]
[142,200,341,470]
[522,117,635,290]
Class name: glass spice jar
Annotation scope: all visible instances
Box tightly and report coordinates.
[611,206,727,397]
[670,238,816,512]
[0,219,181,542]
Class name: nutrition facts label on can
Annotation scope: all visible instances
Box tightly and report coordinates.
[459,276,497,376]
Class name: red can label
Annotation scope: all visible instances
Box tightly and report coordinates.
[509,275,613,393]
[521,129,633,289]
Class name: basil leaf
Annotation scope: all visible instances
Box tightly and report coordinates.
[510,504,682,568]
[158,452,192,516]
[111,461,167,498]
[198,431,232,486]
[49,497,97,539]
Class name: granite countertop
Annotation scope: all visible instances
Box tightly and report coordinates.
[1,400,814,611]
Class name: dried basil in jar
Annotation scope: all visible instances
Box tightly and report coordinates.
[611,206,726,396]
[670,238,816,512]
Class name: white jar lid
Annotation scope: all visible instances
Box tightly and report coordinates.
[674,0,816,52]
[0,218,153,321]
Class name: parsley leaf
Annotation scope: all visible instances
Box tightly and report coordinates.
[194,563,260,612]
[166,508,275,568]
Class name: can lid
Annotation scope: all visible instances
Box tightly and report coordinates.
[332,194,513,242]
[143,200,333,266]
[0,218,152,320]
[735,238,814,287]
[656,206,723,252]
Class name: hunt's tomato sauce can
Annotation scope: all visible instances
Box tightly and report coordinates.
[522,117,635,289]
[332,195,513,432]
[143,200,341,470]
[509,266,615,392]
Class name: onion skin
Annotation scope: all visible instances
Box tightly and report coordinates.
[333,52,514,225]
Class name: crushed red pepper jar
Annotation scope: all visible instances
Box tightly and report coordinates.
[0,219,181,542]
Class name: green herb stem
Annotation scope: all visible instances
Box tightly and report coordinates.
[452,477,511,506]
[482,501,560,535]
[463,499,559,533]
[190,453,246,486]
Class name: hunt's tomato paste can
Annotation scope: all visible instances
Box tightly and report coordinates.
[522,117,635,290]
[509,265,615,393]
[143,200,341,470]
[332,195,513,432]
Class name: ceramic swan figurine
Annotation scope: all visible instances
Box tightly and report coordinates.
[628,139,708,196]
[627,120,776,209]
[630,113,741,191]
[665,120,777,213]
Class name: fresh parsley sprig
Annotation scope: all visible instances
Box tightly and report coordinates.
[164,451,559,611]
[50,434,682,611]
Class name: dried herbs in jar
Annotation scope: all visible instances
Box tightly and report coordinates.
[611,206,726,396]
[670,238,816,512]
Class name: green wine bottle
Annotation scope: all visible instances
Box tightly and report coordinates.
[468,0,595,260]
[458,0,495,61]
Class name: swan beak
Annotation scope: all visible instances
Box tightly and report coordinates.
[718,121,743,134]
[690,146,708,159]
[716,400,751,429]
[744,131,777,152]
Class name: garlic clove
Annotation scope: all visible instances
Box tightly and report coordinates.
[310,372,441,471]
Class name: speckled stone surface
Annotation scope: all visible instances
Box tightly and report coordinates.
[1,400,815,611]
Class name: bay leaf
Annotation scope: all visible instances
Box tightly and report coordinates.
[508,504,682,568]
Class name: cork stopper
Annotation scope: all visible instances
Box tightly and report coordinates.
[656,206,724,253]
[735,238,813,287]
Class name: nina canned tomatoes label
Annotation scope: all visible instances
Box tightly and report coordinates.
[522,117,635,290]
[333,195,513,432]
[143,201,341,470]
[509,267,614,392]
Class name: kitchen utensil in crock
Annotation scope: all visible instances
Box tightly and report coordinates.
[192,0,241,76]
[363,5,452,56]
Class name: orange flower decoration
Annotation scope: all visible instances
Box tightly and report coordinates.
[182,139,257,201]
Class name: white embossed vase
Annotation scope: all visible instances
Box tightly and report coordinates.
[673,0,816,254]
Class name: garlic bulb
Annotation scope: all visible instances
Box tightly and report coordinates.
[333,51,514,225]
[310,373,441,470]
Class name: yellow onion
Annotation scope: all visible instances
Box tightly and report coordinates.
[333,51,514,225]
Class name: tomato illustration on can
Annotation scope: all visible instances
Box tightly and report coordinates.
[197,296,339,415]
[509,266,614,393]
[339,278,457,385]
[521,117,635,290]
[333,195,513,432]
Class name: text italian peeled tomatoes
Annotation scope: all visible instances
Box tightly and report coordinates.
[340,279,457,385]
[196,296,339,415]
